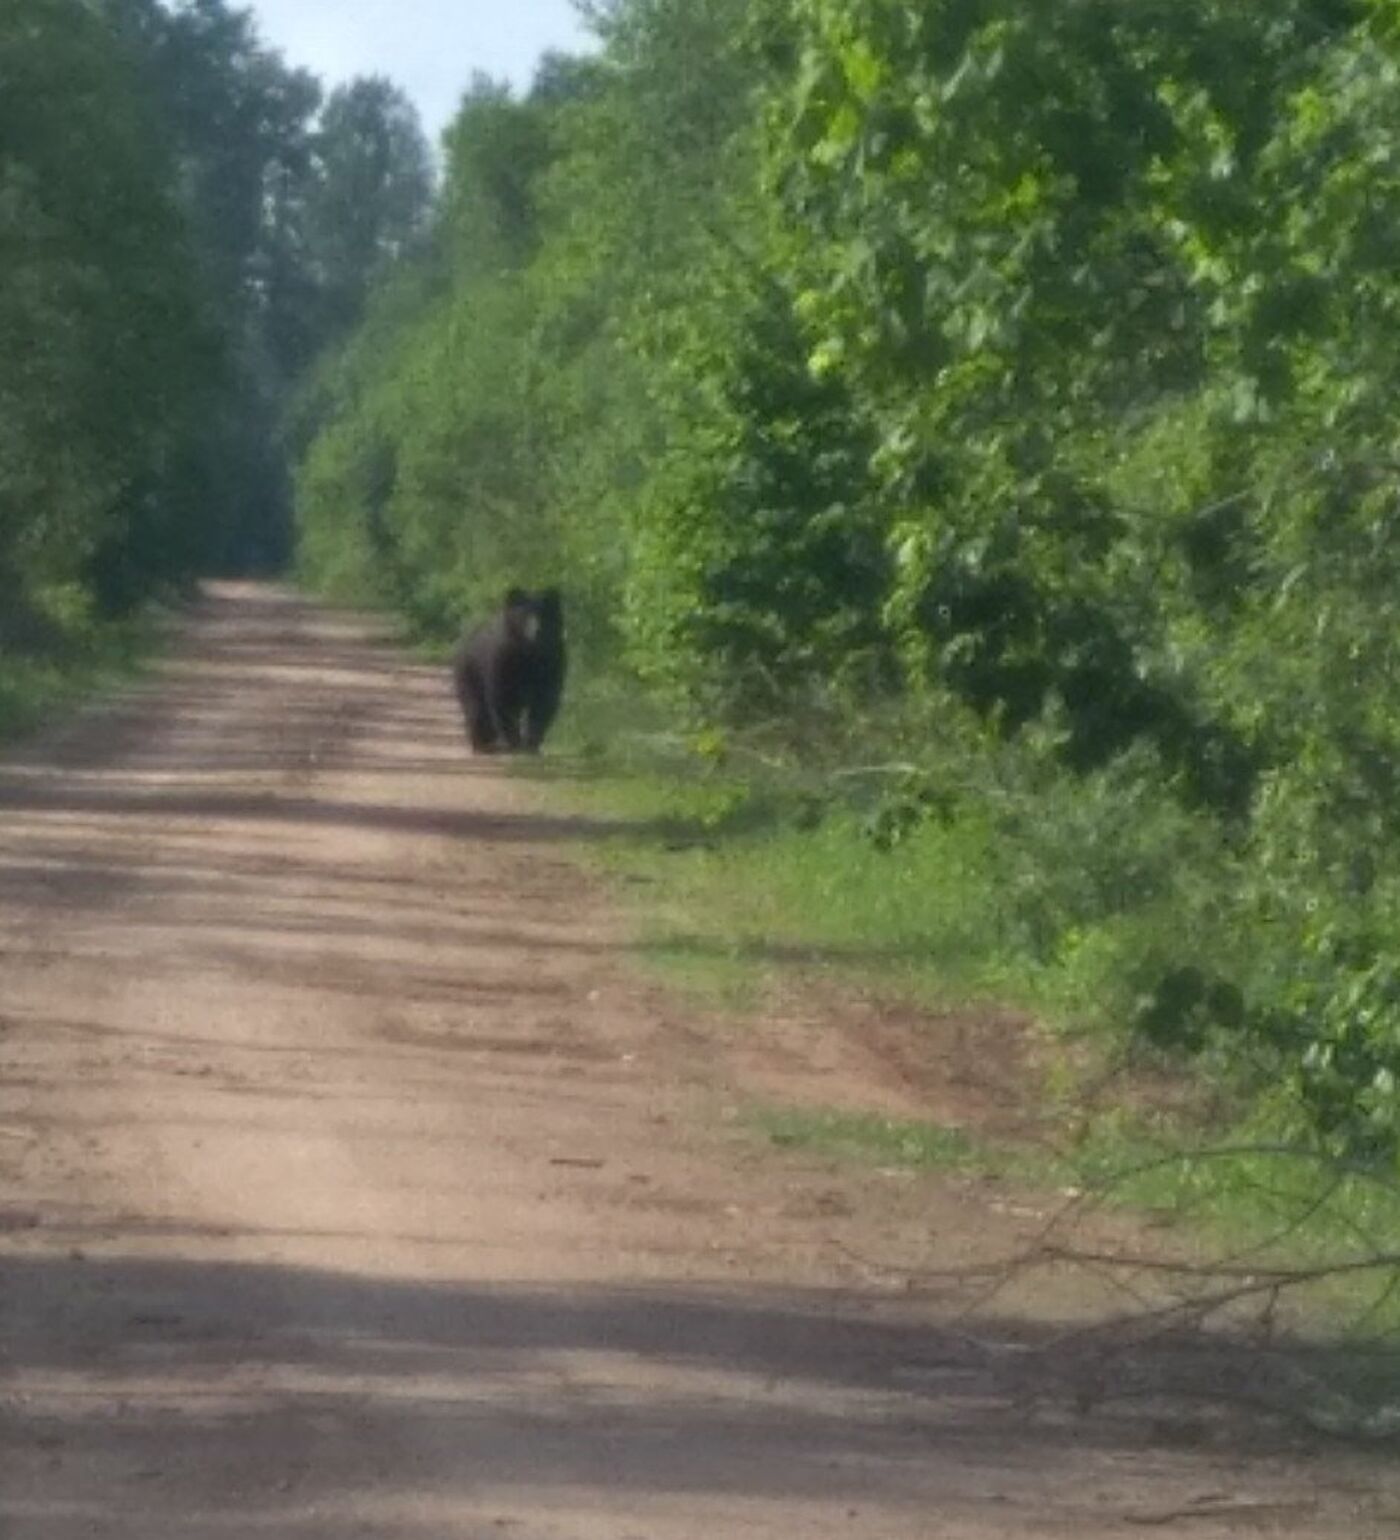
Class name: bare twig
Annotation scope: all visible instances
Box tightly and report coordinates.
[1032,1241,1400,1290]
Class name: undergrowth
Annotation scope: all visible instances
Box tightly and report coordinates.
[539,674,1241,1041]
[521,673,1400,1337]
[0,585,163,744]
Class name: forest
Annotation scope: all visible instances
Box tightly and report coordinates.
[296,0,1400,1175]
[9,0,1400,1178]
[1,0,430,634]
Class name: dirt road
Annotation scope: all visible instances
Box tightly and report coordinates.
[1,584,1394,1537]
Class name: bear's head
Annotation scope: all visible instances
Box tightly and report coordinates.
[501,587,563,646]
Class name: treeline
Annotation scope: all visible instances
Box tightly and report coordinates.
[1,0,431,645]
[297,1,1400,1164]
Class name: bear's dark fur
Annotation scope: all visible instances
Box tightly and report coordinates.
[451,587,566,754]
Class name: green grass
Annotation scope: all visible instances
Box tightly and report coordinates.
[540,710,1030,1014]
[516,675,1400,1342]
[633,928,766,1010]
[745,1096,1393,1243]
[534,675,1249,1045]
[528,673,1176,1047]
[753,1104,992,1172]
[745,1101,1400,1334]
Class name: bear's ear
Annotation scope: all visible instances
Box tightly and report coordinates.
[504,586,529,609]
[539,587,563,617]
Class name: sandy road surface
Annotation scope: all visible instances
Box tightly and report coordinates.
[0,583,1396,1538]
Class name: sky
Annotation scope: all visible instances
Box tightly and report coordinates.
[247,1,597,144]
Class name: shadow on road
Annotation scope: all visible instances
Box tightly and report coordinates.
[0,780,678,845]
[4,1246,1388,1537]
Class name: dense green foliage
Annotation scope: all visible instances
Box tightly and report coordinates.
[773,0,1400,1160]
[297,0,1400,1165]
[0,0,210,630]
[1,0,431,662]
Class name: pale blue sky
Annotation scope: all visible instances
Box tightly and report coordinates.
[247,1,597,142]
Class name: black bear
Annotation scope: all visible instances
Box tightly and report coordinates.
[451,587,566,754]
